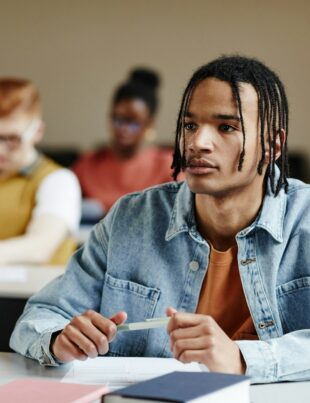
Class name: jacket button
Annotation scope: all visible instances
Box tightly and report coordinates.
[189,261,199,271]
[258,320,274,329]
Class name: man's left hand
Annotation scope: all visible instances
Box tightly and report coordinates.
[166,307,246,374]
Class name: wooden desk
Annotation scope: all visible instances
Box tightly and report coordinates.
[0,265,65,352]
[0,353,310,402]
[0,352,70,385]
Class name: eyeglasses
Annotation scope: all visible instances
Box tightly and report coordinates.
[111,116,142,134]
[0,134,22,151]
[0,119,41,151]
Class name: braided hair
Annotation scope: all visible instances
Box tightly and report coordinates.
[172,55,289,195]
[113,68,160,117]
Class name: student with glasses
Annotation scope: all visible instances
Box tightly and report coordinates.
[0,78,81,265]
[72,68,181,213]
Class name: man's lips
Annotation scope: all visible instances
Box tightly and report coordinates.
[186,158,218,174]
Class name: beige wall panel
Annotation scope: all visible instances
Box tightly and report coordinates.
[0,0,309,161]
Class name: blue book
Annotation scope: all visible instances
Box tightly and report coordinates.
[103,371,250,403]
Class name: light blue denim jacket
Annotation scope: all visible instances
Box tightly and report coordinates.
[10,176,310,384]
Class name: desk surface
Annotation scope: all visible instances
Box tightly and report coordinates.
[0,353,309,403]
[0,265,65,298]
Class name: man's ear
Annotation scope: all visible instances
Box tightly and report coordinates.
[264,128,286,162]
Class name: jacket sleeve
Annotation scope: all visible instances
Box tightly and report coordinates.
[236,330,310,383]
[9,221,109,366]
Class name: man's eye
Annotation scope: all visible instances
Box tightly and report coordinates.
[184,122,197,131]
[219,124,235,133]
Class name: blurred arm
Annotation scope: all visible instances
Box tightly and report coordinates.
[0,214,69,264]
[0,168,81,265]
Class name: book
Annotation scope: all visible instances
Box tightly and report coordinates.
[0,378,108,403]
[103,371,250,403]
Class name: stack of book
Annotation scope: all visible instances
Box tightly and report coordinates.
[0,370,250,402]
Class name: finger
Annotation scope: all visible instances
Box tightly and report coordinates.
[63,323,100,358]
[109,311,128,325]
[71,313,110,351]
[82,310,122,342]
[70,316,110,355]
[178,349,207,364]
[172,335,214,360]
[106,311,128,342]
[53,333,88,362]
[165,306,177,317]
[170,325,207,349]
[168,313,215,333]
[170,320,216,343]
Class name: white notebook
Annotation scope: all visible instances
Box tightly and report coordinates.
[62,357,204,391]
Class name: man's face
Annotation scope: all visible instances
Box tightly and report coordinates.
[183,77,265,197]
[0,115,37,177]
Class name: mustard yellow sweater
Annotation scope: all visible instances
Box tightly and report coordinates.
[0,156,76,264]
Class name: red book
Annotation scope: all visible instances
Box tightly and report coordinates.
[0,378,108,403]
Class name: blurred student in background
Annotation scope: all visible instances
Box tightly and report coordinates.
[0,78,81,265]
[72,68,181,213]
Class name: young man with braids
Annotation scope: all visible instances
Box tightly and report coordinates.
[11,56,310,384]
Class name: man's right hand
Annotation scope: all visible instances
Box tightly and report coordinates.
[51,310,127,363]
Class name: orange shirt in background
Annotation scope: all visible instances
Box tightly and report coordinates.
[196,244,258,340]
[72,146,182,212]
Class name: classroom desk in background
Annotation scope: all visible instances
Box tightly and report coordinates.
[76,223,93,244]
[0,353,310,403]
[0,265,65,352]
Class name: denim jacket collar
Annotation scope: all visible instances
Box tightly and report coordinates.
[254,180,286,242]
[165,182,198,242]
[166,169,286,244]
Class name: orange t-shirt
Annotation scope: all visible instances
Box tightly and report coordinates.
[196,244,258,340]
[72,146,182,211]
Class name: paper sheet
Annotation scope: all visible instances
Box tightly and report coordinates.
[0,266,27,282]
[61,357,202,391]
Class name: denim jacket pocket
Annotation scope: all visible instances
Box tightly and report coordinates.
[277,276,310,333]
[100,272,161,356]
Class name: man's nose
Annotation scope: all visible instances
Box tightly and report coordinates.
[188,126,214,152]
